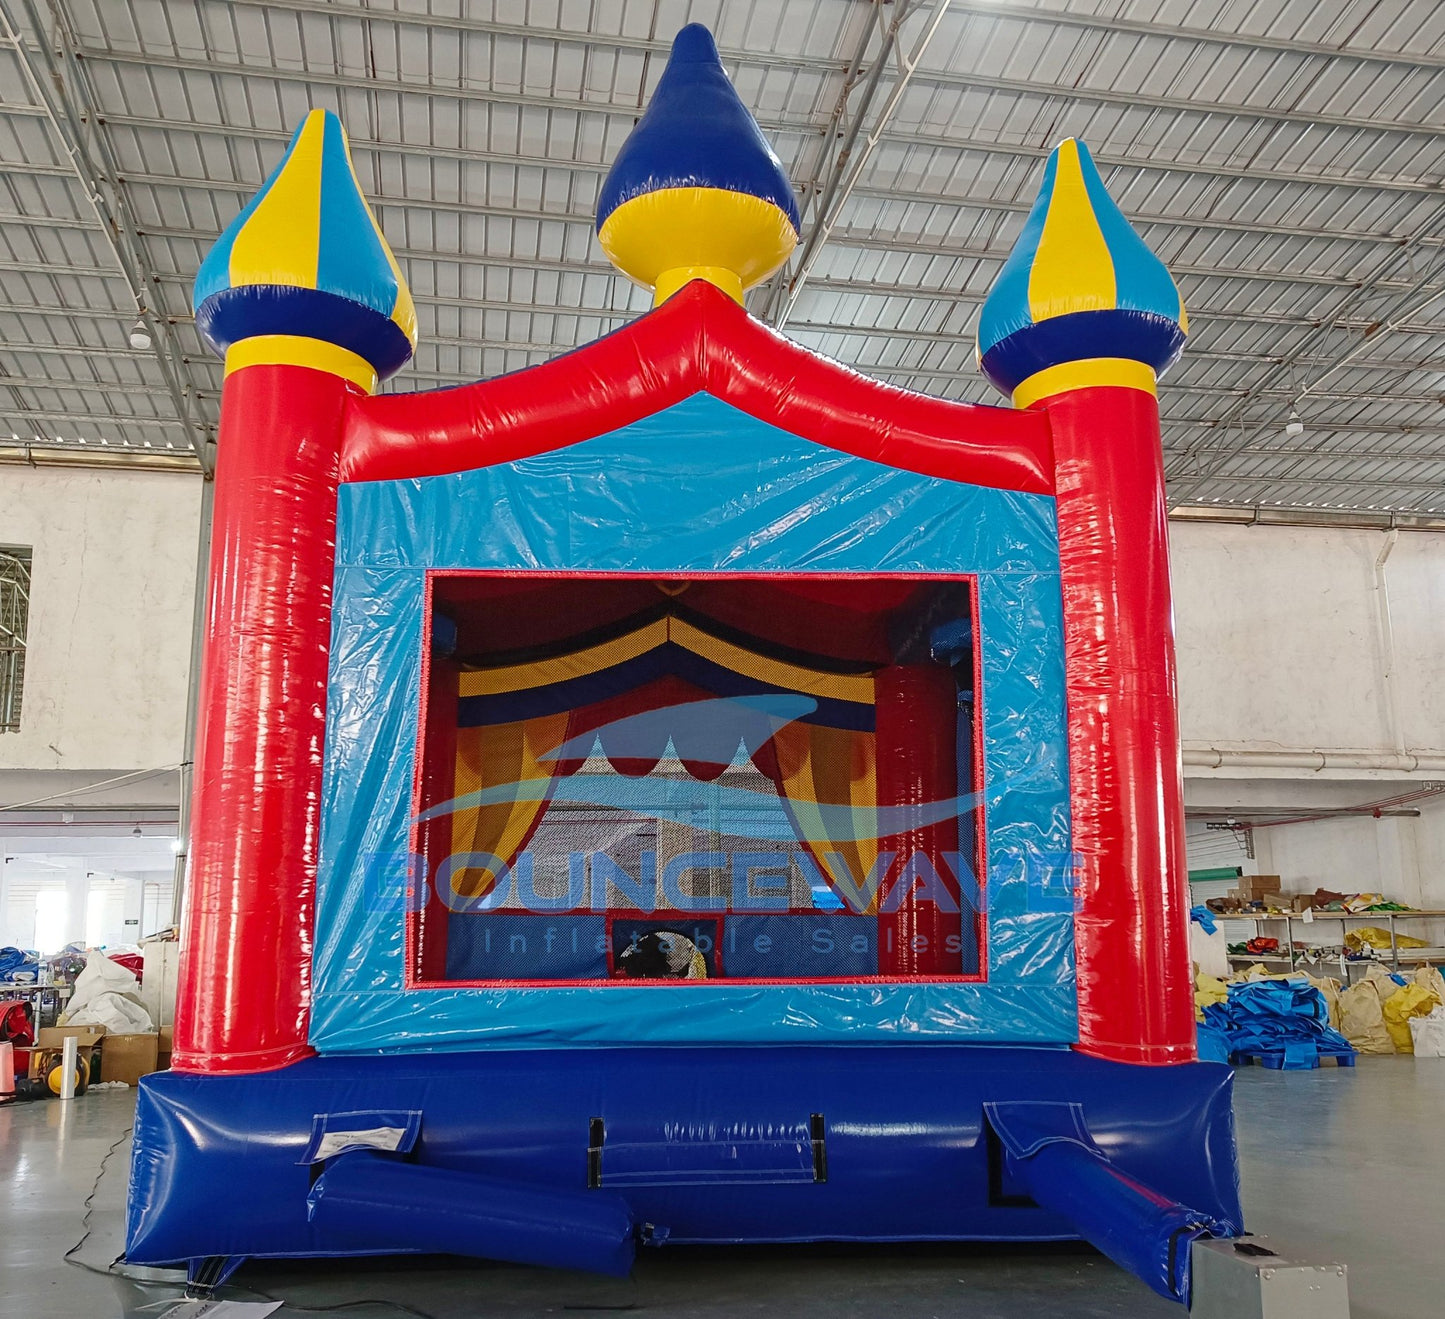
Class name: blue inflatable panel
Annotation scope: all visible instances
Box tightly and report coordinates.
[594,24,800,232]
[316,393,1077,1053]
[126,1047,1241,1273]
[307,1151,636,1275]
[986,1101,1233,1303]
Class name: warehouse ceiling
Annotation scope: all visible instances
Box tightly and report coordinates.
[2,0,1445,515]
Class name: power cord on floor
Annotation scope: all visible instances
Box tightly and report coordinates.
[61,1123,439,1318]
[63,1122,134,1278]
[236,1288,639,1317]
[233,1288,442,1319]
[60,1121,624,1319]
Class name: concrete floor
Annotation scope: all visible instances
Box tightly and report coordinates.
[2,1058,1441,1318]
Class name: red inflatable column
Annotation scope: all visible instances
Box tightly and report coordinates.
[875,664,963,975]
[171,109,418,1073]
[171,365,353,1072]
[411,657,458,985]
[974,138,1195,1063]
[1046,385,1195,1065]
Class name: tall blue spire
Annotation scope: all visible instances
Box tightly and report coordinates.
[595,24,800,305]
[977,139,1186,406]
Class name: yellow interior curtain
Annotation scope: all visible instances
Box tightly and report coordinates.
[450,607,882,912]
[767,721,879,912]
[448,711,570,902]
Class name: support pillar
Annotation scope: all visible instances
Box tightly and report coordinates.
[975,136,1196,1062]
[1047,386,1195,1064]
[170,364,351,1072]
[875,663,963,975]
[169,107,417,1072]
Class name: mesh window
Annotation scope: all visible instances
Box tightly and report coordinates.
[420,574,983,984]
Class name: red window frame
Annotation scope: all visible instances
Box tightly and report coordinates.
[405,570,988,989]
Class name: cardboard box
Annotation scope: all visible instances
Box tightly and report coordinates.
[27,1026,104,1082]
[35,1025,106,1048]
[157,1024,173,1071]
[1234,875,1283,901]
[100,1032,159,1085]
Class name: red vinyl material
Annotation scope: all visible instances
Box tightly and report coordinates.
[171,364,357,1074]
[339,280,1054,495]
[874,665,964,975]
[1046,386,1195,1065]
[177,293,1187,1066]
[412,652,458,986]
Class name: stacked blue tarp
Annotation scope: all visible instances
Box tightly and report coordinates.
[1201,976,1356,1070]
[1195,1021,1230,1064]
[0,945,39,980]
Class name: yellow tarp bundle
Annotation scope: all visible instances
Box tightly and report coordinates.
[1213,963,1445,1050]
[1194,972,1228,1022]
[1345,925,1428,952]
[1382,981,1442,1054]
[1338,968,1398,1054]
[1337,965,1444,1053]
[1305,973,1344,1031]
[1413,963,1445,1004]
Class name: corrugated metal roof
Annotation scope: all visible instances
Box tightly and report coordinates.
[2,0,1443,514]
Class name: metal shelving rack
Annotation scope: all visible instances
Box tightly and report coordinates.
[1221,909,1445,978]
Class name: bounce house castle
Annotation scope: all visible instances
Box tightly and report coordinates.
[127,24,1243,1306]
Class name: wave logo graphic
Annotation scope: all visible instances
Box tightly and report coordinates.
[415,695,979,840]
[376,696,1078,916]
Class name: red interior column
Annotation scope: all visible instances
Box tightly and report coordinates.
[875,664,962,975]
[171,364,354,1074]
[412,657,458,984]
[1047,385,1195,1065]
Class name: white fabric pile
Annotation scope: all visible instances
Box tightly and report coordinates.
[62,950,155,1033]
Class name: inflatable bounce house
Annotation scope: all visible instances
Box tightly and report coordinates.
[127,24,1243,1307]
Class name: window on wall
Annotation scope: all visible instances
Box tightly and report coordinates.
[85,876,129,948]
[33,888,67,955]
[0,546,31,734]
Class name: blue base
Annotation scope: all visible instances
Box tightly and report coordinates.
[126,1046,1241,1271]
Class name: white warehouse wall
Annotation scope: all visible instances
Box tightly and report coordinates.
[9,484,1441,779]
[1171,521,1445,909]
[1257,806,1445,910]
[1170,521,1445,763]
[4,463,1444,913]
[0,465,203,776]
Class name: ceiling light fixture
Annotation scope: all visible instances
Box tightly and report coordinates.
[128,317,153,351]
[1284,407,1304,438]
